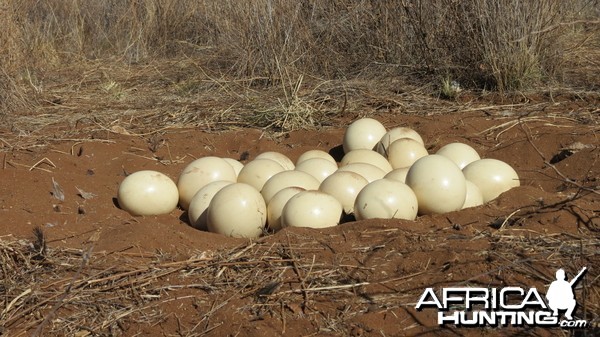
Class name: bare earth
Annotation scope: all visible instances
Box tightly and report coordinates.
[0,63,598,336]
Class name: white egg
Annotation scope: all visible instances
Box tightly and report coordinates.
[405,155,467,215]
[118,170,179,216]
[343,118,387,153]
[335,163,386,183]
[267,186,305,232]
[188,181,234,230]
[177,157,237,210]
[462,159,520,203]
[340,149,393,173]
[319,171,369,214]
[237,159,286,191]
[387,138,429,169]
[206,183,267,238]
[354,178,418,221]
[281,190,342,229]
[260,170,321,204]
[296,150,336,166]
[255,151,295,170]
[436,143,481,169]
[223,158,245,176]
[462,180,484,209]
[384,167,411,183]
[295,158,338,183]
[376,127,424,156]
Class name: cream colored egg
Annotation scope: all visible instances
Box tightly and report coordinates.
[177,157,237,210]
[462,159,520,203]
[206,183,267,238]
[237,159,286,191]
[255,151,295,170]
[188,181,234,230]
[319,171,369,214]
[223,158,244,176]
[260,170,320,204]
[384,167,411,183]
[281,190,343,229]
[405,155,467,215]
[354,178,418,221]
[267,186,305,232]
[335,163,386,183]
[296,150,336,166]
[343,118,387,153]
[376,127,424,156]
[295,158,338,183]
[387,138,429,169]
[118,170,179,216]
[436,143,481,169]
[462,180,484,209]
[340,149,393,173]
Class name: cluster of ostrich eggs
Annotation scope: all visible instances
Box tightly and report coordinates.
[117,118,520,238]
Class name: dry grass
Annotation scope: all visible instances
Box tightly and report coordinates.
[2,59,598,152]
[1,215,598,336]
[1,0,598,118]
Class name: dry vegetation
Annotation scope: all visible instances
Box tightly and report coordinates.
[1,0,599,118]
[1,222,598,336]
[0,1,599,336]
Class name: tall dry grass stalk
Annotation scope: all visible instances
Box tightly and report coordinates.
[1,4,29,116]
[466,1,572,91]
[0,0,597,116]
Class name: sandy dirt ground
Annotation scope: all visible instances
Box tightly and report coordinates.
[0,64,598,336]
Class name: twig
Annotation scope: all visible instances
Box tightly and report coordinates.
[0,288,32,318]
[47,138,116,144]
[283,282,371,294]
[70,141,83,156]
[5,160,52,172]
[285,232,310,310]
[461,103,528,113]
[2,292,64,329]
[513,19,600,43]
[0,137,14,148]
[520,123,599,195]
[29,157,57,171]
[477,116,577,140]
[497,209,521,232]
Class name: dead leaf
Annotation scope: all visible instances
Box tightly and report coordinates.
[51,177,64,202]
[563,141,592,151]
[110,125,131,135]
[76,186,96,200]
[74,330,90,337]
[86,230,101,244]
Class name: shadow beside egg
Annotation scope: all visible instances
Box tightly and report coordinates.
[328,144,344,162]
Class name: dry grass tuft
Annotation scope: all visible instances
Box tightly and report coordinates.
[214,74,334,135]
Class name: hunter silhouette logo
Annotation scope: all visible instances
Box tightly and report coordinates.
[546,267,587,321]
[416,267,589,328]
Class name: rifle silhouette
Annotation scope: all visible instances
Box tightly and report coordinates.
[569,267,587,287]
